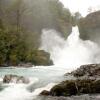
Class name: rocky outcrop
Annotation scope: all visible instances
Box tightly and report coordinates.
[40,90,50,96]
[71,64,100,77]
[32,50,53,66]
[3,74,30,84]
[40,64,100,97]
[50,80,77,96]
[49,79,100,96]
[40,79,100,97]
[78,11,100,43]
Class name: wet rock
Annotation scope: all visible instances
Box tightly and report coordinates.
[50,80,77,96]
[3,74,29,84]
[71,64,100,77]
[40,90,50,96]
[40,64,100,97]
[49,79,100,96]
[49,63,100,97]
[32,50,53,66]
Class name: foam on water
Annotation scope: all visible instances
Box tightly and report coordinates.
[32,83,56,96]
[0,84,33,100]
[0,77,39,100]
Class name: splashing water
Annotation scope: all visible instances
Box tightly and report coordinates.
[40,26,100,70]
[40,29,66,61]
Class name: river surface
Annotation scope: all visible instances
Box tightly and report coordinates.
[0,66,69,100]
[0,66,100,100]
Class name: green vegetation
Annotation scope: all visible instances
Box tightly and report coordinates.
[0,0,72,66]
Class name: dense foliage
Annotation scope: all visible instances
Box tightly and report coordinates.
[0,0,73,66]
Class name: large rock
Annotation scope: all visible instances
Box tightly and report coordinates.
[50,80,77,96]
[49,79,100,96]
[32,50,53,66]
[71,64,100,77]
[3,74,30,84]
[40,64,100,97]
[40,90,50,96]
[78,11,100,43]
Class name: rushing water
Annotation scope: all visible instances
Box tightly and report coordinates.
[0,66,67,100]
[40,26,100,70]
[0,26,100,100]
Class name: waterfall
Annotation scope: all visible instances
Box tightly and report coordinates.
[40,26,100,70]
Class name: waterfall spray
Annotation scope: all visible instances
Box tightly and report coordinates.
[0,26,100,100]
[40,26,100,71]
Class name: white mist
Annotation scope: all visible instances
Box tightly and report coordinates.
[40,26,100,71]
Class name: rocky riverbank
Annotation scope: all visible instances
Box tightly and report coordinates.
[40,64,100,98]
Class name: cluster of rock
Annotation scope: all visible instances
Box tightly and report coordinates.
[48,79,100,96]
[40,64,100,97]
[3,74,30,84]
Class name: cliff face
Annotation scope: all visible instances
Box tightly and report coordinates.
[78,11,100,43]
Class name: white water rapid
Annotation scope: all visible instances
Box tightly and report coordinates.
[0,26,100,100]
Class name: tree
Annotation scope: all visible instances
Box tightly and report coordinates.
[1,0,29,36]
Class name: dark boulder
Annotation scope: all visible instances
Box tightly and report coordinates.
[49,79,100,96]
[71,64,100,77]
[40,64,100,97]
[32,50,53,66]
[47,64,100,97]
[40,90,50,96]
[50,80,77,96]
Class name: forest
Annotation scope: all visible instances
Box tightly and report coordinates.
[0,0,74,66]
